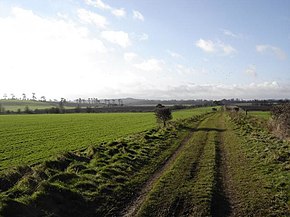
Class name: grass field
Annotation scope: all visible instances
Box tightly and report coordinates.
[0,107,214,171]
[248,111,271,119]
[0,111,288,216]
[0,100,57,111]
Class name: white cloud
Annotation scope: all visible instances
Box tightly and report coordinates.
[111,8,126,17]
[101,30,131,48]
[124,52,138,62]
[134,59,164,71]
[139,33,149,41]
[245,65,257,77]
[222,29,238,38]
[84,0,111,10]
[256,44,287,60]
[219,42,236,55]
[77,8,107,28]
[133,10,144,21]
[84,0,126,18]
[175,64,207,75]
[167,50,182,58]
[129,81,287,100]
[195,39,236,55]
[0,6,112,98]
[196,39,215,53]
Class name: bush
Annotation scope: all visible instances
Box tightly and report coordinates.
[154,104,172,127]
[269,104,290,139]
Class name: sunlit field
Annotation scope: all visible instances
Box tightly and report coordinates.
[0,107,213,171]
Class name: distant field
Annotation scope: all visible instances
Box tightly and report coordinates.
[0,99,58,111]
[0,107,213,171]
[249,111,271,120]
[173,106,218,120]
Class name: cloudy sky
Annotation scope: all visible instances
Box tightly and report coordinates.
[0,0,289,100]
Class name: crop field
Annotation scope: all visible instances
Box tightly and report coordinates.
[0,100,58,112]
[0,111,289,216]
[248,111,271,120]
[0,107,213,171]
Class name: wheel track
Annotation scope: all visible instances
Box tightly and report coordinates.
[169,131,209,217]
[211,113,235,217]
[121,117,208,217]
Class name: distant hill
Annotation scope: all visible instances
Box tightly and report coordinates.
[0,100,59,112]
[121,98,214,106]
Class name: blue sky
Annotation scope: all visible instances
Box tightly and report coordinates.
[0,0,289,100]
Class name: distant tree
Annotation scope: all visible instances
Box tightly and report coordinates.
[59,98,66,113]
[86,106,92,113]
[25,105,31,114]
[154,104,172,127]
[32,93,36,101]
[3,93,7,100]
[0,103,4,114]
[10,94,15,100]
[75,104,81,113]
[22,93,26,100]
[40,96,46,102]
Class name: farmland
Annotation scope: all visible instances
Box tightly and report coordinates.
[0,107,214,171]
[0,110,289,216]
[248,111,271,120]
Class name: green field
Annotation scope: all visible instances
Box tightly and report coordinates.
[248,111,271,119]
[0,107,213,171]
[0,100,57,111]
[0,111,288,216]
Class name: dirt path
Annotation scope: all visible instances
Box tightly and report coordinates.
[211,131,231,216]
[211,114,237,217]
[121,121,201,217]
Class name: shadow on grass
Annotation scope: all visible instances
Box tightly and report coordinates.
[180,126,226,133]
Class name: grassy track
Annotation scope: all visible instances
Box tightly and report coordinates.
[0,113,209,216]
[0,111,289,216]
[0,108,212,171]
[127,112,289,216]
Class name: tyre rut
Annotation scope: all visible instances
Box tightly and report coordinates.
[211,114,235,217]
[121,118,206,217]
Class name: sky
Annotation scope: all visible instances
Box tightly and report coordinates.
[0,0,289,100]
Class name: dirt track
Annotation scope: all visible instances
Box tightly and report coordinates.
[121,112,282,217]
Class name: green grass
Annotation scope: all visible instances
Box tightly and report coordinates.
[0,113,155,171]
[0,108,212,171]
[0,114,207,216]
[227,112,290,216]
[248,111,271,120]
[137,113,218,216]
[0,100,57,111]
[172,106,218,120]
